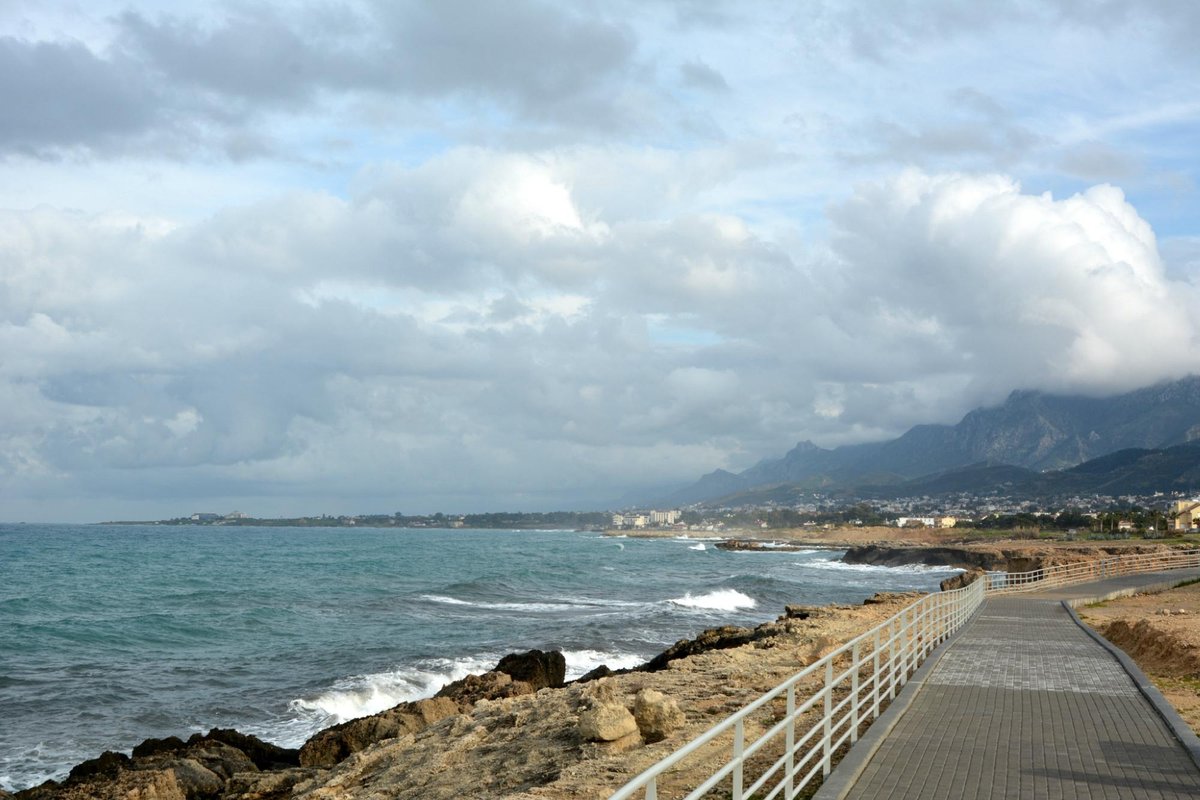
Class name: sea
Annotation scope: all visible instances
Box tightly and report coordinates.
[0,524,963,791]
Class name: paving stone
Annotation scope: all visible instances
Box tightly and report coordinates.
[841,582,1200,800]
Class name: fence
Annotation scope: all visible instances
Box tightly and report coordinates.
[610,546,1200,800]
[986,548,1200,594]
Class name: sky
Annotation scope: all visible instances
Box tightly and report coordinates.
[3,0,1200,522]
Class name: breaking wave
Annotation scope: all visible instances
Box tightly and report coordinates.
[668,589,757,611]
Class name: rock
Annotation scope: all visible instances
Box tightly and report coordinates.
[132,736,189,759]
[578,702,639,742]
[225,767,321,799]
[640,625,774,671]
[576,664,613,683]
[299,696,459,768]
[163,759,224,797]
[631,689,684,743]
[494,649,566,690]
[193,728,300,770]
[940,567,987,592]
[66,750,131,782]
[436,670,535,706]
[171,741,256,781]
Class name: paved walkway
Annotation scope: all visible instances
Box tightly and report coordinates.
[828,570,1200,800]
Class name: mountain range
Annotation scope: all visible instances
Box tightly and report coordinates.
[666,376,1200,505]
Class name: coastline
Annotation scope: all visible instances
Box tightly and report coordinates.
[9,539,1197,799]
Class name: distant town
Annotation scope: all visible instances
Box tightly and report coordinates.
[114,488,1200,538]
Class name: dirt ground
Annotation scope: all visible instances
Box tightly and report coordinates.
[1076,579,1200,734]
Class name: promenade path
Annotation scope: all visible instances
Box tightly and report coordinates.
[821,569,1200,800]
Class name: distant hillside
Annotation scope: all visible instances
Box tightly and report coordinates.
[665,376,1200,505]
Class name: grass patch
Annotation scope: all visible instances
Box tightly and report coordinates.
[1173,577,1200,589]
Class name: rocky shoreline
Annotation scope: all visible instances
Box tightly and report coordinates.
[4,593,922,800]
[9,541,1194,800]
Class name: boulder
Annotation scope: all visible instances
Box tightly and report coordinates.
[299,696,459,768]
[192,728,300,770]
[66,751,131,782]
[631,689,684,743]
[224,767,320,799]
[494,649,566,690]
[132,736,189,759]
[578,702,638,742]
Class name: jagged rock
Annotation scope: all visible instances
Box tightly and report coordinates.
[191,729,300,770]
[576,664,613,683]
[863,592,921,606]
[640,624,775,671]
[66,750,131,783]
[941,567,987,591]
[578,702,638,742]
[170,741,256,781]
[299,696,459,768]
[631,689,684,743]
[161,759,224,797]
[494,649,567,690]
[436,670,534,706]
[225,767,321,799]
[132,736,189,759]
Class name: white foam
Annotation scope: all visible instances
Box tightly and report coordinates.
[562,649,646,679]
[286,655,495,736]
[668,589,757,611]
[688,543,707,551]
[800,559,964,574]
[421,594,472,605]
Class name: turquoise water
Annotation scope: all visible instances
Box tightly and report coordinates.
[0,524,961,791]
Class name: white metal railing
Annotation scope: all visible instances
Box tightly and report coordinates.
[609,578,986,800]
[985,548,1200,594]
[610,546,1200,800]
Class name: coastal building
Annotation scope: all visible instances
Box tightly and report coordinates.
[1171,498,1200,530]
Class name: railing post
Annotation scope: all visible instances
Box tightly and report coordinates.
[851,640,861,743]
[785,683,796,800]
[645,777,657,800]
[733,718,744,800]
[823,659,833,776]
[872,628,882,718]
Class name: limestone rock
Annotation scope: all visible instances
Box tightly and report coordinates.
[578,702,638,742]
[632,689,684,743]
[225,767,321,799]
[299,696,459,768]
[940,567,987,592]
[435,670,534,707]
[494,649,567,690]
[194,729,300,770]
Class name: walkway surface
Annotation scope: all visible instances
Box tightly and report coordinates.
[831,569,1200,800]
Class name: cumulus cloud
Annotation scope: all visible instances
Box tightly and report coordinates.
[3,148,1199,520]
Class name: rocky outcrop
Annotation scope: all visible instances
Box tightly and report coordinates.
[298,696,459,768]
[842,542,1177,573]
[940,567,987,591]
[17,740,257,800]
[494,649,566,690]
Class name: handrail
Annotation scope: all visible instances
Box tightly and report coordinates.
[610,546,1200,800]
[986,548,1200,593]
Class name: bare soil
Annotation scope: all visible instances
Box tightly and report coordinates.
[1076,579,1200,734]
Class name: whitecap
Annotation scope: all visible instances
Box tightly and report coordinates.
[688,543,707,551]
[421,594,473,606]
[668,589,757,611]
[562,649,646,679]
[800,559,964,574]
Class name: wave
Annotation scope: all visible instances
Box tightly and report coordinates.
[282,655,497,742]
[688,543,707,551]
[419,594,647,612]
[562,649,647,679]
[668,589,757,611]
